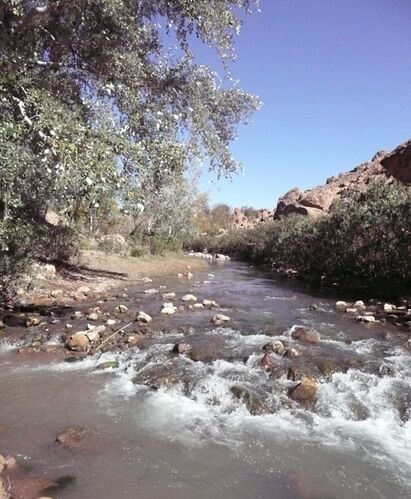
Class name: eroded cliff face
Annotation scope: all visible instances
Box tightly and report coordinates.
[381,140,411,185]
[274,140,411,219]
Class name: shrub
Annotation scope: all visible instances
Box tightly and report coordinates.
[187,181,411,297]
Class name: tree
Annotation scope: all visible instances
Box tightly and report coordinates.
[0,0,261,301]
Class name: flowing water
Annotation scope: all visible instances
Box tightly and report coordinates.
[0,262,410,499]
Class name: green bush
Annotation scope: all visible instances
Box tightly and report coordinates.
[130,244,147,258]
[187,182,411,297]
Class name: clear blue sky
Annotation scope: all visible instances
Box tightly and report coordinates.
[198,0,411,208]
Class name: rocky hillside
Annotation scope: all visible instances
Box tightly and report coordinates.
[274,139,411,218]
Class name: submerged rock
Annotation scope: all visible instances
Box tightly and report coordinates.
[9,475,58,499]
[97,360,119,370]
[211,314,230,326]
[25,315,41,327]
[335,301,348,311]
[66,332,89,352]
[258,352,276,372]
[203,299,219,308]
[291,326,320,343]
[115,304,129,314]
[230,386,272,415]
[137,311,152,323]
[181,294,197,302]
[289,377,318,405]
[172,342,193,357]
[263,339,286,355]
[55,426,99,453]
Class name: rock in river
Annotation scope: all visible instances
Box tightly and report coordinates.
[289,377,318,405]
[182,294,197,302]
[66,332,89,352]
[291,326,320,343]
[137,311,152,323]
[211,314,231,326]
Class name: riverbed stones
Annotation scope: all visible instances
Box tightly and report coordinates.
[137,311,152,323]
[127,334,141,346]
[354,300,366,311]
[289,377,318,404]
[106,319,117,327]
[77,285,91,296]
[291,326,320,343]
[172,342,193,357]
[356,315,376,323]
[383,303,395,312]
[9,475,58,499]
[162,292,176,300]
[25,315,41,327]
[335,301,348,311]
[66,332,89,352]
[193,303,204,309]
[258,352,276,372]
[263,339,286,355]
[97,360,119,369]
[86,312,99,321]
[211,314,230,326]
[55,426,99,453]
[230,386,271,415]
[115,304,129,314]
[144,288,158,295]
[181,294,197,302]
[161,303,177,315]
[203,299,218,308]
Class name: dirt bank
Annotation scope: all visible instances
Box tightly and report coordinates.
[23,251,208,306]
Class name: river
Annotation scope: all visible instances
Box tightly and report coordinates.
[0,261,410,498]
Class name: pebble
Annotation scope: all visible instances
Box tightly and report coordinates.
[182,294,197,302]
[137,311,152,323]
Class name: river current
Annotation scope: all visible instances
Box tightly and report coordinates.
[0,261,410,498]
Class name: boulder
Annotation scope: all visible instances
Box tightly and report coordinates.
[203,299,219,308]
[126,334,141,346]
[97,360,119,369]
[137,311,152,323]
[289,377,318,404]
[354,300,366,311]
[291,326,320,343]
[263,339,286,355]
[25,316,41,327]
[258,352,276,372]
[335,301,348,311]
[66,332,90,352]
[55,426,99,453]
[77,285,91,295]
[181,294,197,302]
[380,139,411,184]
[356,315,376,323]
[115,305,129,314]
[230,386,272,415]
[106,319,117,326]
[161,303,177,315]
[383,303,395,312]
[9,475,58,499]
[211,314,231,326]
[87,312,99,321]
[172,342,193,357]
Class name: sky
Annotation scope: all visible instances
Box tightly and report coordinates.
[197,0,411,208]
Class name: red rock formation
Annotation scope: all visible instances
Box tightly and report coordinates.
[381,140,411,185]
[274,141,411,219]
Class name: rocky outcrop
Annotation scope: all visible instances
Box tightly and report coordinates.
[380,140,411,185]
[274,141,410,219]
[229,207,274,229]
